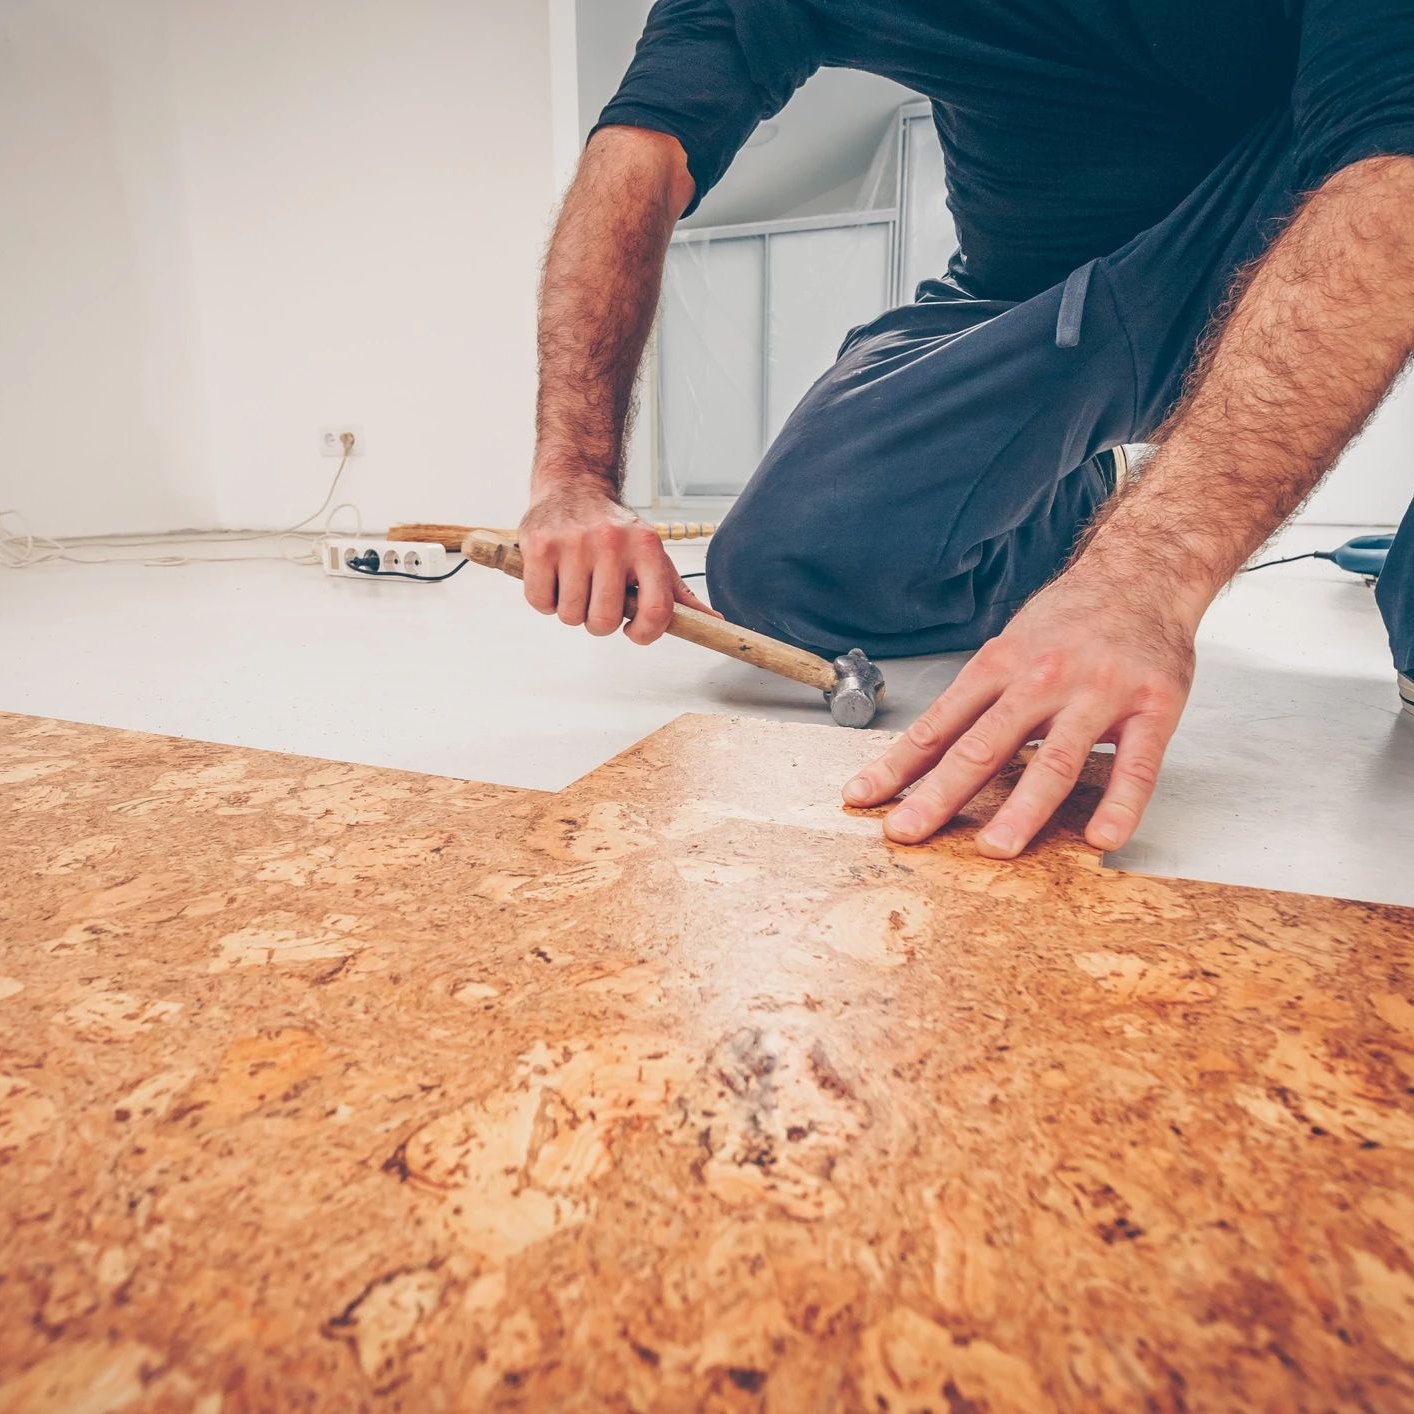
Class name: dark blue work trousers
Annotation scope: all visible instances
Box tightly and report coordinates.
[706,113,1414,676]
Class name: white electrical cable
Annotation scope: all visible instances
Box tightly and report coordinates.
[0,451,363,570]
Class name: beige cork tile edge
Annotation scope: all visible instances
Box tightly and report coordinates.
[0,708,1412,1411]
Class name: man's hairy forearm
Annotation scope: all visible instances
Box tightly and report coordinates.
[534,129,690,497]
[1077,155,1414,624]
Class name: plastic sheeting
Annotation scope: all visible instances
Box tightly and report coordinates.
[654,102,956,502]
[899,105,957,300]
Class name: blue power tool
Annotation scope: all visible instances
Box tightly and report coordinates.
[1316,533,1393,578]
[1246,533,1392,580]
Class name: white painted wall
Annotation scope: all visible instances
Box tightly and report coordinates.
[575,0,650,156]
[549,0,583,195]
[0,0,216,536]
[172,0,556,534]
[1,0,557,539]
[1301,371,1411,527]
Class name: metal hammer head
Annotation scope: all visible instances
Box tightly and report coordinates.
[824,647,885,728]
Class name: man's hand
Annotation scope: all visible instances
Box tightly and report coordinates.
[844,566,1194,856]
[847,153,1414,858]
[519,483,718,644]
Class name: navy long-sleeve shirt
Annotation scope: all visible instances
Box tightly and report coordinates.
[595,0,1414,300]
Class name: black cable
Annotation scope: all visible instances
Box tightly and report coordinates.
[1241,551,1319,573]
[352,557,700,587]
[691,553,1326,581]
[348,557,470,583]
[359,552,1327,585]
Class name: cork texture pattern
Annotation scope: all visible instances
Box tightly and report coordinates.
[1,709,1411,1410]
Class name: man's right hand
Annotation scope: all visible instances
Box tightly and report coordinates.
[518,481,719,645]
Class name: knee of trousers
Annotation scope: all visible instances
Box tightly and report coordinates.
[705,497,946,657]
[706,508,997,660]
[703,508,806,642]
[704,491,881,655]
[705,452,1111,659]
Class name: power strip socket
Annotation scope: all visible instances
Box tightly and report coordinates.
[323,538,450,580]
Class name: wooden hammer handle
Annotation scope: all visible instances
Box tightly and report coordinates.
[462,532,835,693]
[653,600,837,691]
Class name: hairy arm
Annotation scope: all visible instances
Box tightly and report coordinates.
[535,127,687,497]
[848,154,1414,855]
[520,126,716,643]
[1084,154,1414,628]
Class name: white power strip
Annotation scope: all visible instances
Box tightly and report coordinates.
[322,538,451,580]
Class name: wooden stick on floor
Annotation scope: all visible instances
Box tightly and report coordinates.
[388,521,716,551]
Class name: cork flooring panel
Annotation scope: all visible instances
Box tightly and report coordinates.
[1,709,1412,1411]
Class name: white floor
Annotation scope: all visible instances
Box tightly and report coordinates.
[2,523,1410,906]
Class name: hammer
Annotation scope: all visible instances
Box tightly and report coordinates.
[461,531,885,728]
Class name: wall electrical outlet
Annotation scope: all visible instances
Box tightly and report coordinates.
[319,425,365,457]
[323,539,449,580]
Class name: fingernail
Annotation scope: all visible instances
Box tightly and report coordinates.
[843,777,871,804]
[979,824,1017,855]
[887,807,922,837]
[1091,822,1121,849]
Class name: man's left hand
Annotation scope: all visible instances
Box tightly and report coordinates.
[842,567,1196,857]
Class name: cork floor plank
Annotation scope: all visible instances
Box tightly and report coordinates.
[0,709,1411,1410]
